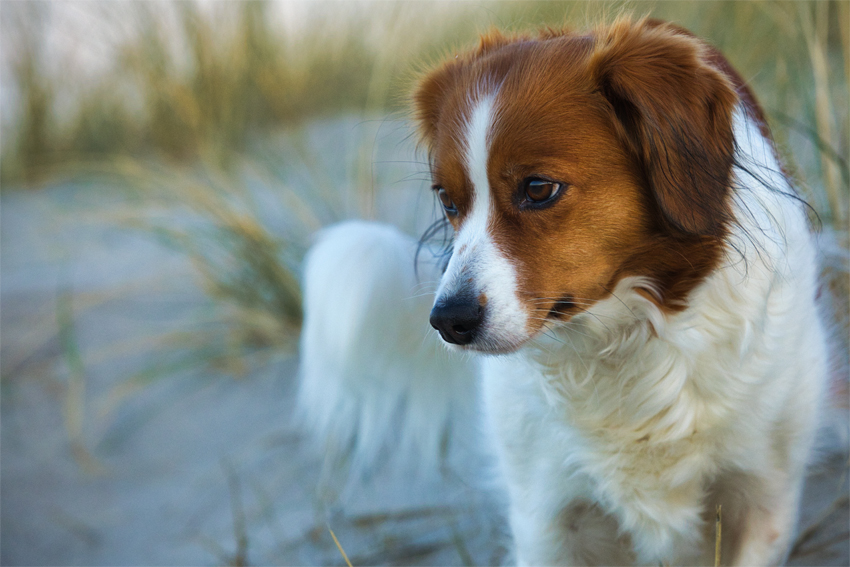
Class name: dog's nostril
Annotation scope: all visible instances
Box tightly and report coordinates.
[451,323,473,336]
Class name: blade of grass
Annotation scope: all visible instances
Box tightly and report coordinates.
[449,519,476,567]
[798,2,844,224]
[328,525,353,567]
[714,504,722,567]
[57,289,103,474]
[224,461,249,567]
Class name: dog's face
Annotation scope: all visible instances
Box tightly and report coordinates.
[415,19,739,353]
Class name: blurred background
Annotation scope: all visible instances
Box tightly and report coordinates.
[1,1,847,565]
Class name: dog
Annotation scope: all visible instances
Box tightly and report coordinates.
[298,17,838,565]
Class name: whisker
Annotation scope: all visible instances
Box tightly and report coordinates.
[572,307,614,333]
[403,292,438,300]
[597,284,641,321]
[411,280,440,292]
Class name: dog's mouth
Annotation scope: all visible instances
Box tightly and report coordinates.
[546,295,576,320]
[449,335,528,355]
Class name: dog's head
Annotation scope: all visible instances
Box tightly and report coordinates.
[414,18,741,353]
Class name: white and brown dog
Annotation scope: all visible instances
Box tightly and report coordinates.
[299,18,838,565]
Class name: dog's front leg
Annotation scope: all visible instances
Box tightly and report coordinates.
[702,463,808,567]
[509,503,572,567]
[725,473,804,566]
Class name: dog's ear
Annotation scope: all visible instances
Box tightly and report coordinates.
[413,30,519,148]
[413,61,460,148]
[589,19,738,236]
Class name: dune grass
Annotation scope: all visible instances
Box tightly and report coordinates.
[1,2,364,180]
[4,2,846,201]
[2,2,846,221]
[104,157,306,348]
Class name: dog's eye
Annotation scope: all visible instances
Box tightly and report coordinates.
[524,179,562,203]
[436,187,457,215]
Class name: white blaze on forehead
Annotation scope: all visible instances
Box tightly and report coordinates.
[452,91,496,254]
[464,93,496,219]
[433,90,530,351]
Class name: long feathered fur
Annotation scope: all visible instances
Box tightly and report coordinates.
[297,221,477,480]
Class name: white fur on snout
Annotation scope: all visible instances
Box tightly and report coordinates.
[434,92,530,351]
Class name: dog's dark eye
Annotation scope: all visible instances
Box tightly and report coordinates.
[436,187,457,215]
[524,179,562,203]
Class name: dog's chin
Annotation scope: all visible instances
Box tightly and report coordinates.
[440,330,531,355]
[459,320,575,354]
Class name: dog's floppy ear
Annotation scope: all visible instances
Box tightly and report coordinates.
[589,18,738,236]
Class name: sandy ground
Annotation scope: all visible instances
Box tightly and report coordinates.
[1,120,847,566]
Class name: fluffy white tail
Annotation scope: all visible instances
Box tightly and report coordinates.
[297,221,477,477]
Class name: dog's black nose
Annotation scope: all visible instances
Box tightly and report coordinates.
[430,297,484,345]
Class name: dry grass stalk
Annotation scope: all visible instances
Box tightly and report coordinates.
[57,291,104,475]
[328,526,354,567]
[839,1,850,89]
[714,505,722,567]
[798,2,844,224]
